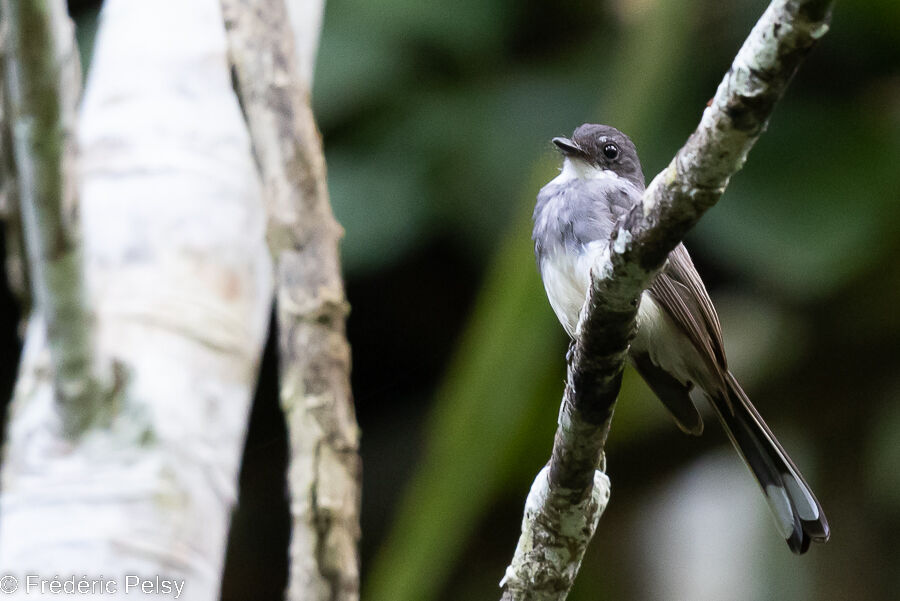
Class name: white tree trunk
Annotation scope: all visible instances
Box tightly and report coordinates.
[0,1,272,598]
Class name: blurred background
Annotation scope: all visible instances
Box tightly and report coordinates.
[1,0,898,599]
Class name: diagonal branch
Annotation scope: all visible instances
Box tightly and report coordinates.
[0,0,111,435]
[500,1,834,599]
[221,1,362,600]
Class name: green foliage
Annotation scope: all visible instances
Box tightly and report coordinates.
[364,205,562,601]
[334,0,900,594]
[361,2,700,599]
[61,0,900,598]
[696,101,900,299]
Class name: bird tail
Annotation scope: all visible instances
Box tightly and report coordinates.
[708,372,830,553]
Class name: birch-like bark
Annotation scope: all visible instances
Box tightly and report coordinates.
[221,1,362,600]
[0,0,110,435]
[500,1,833,599]
[285,0,325,91]
[0,1,272,598]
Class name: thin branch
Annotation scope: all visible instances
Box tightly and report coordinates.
[221,1,362,600]
[0,0,110,434]
[0,46,30,318]
[500,1,834,599]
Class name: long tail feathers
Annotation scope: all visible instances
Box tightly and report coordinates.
[709,372,830,554]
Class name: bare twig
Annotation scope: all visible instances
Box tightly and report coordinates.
[221,1,362,600]
[0,0,110,434]
[500,1,834,599]
[0,49,30,317]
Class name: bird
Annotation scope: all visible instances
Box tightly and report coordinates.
[532,123,830,553]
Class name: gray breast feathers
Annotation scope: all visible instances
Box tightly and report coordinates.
[532,178,638,264]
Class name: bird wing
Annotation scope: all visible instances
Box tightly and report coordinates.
[630,351,703,435]
[647,243,727,377]
[647,244,830,553]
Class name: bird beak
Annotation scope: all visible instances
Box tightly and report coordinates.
[552,136,586,159]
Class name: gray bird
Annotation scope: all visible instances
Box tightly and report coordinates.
[533,123,830,553]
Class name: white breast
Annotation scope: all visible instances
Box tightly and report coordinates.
[541,242,661,340]
[541,243,705,389]
[539,241,607,337]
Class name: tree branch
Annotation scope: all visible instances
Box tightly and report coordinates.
[0,0,110,434]
[500,1,833,599]
[0,46,30,319]
[221,1,362,600]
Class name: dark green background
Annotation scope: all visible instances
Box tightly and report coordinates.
[2,1,897,599]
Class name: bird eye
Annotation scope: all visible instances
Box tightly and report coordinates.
[603,143,619,160]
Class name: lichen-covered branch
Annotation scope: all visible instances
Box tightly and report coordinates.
[0,0,108,434]
[221,1,362,600]
[0,54,30,318]
[500,1,833,599]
